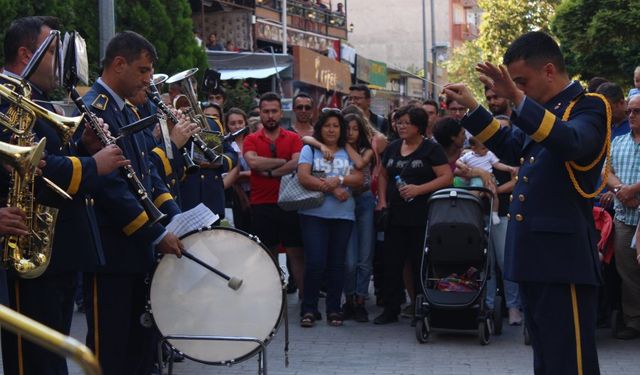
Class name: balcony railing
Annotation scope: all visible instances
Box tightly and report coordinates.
[256,0,347,29]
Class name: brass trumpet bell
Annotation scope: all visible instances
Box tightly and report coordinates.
[0,138,46,178]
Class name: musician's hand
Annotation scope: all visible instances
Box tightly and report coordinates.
[171,119,200,149]
[0,207,29,236]
[35,158,46,177]
[93,144,130,175]
[442,83,479,111]
[475,62,525,106]
[81,119,110,155]
[156,232,183,258]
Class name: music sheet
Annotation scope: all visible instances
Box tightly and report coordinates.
[166,203,219,238]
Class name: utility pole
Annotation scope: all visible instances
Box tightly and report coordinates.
[282,0,288,54]
[430,0,437,99]
[422,0,428,100]
[99,0,115,62]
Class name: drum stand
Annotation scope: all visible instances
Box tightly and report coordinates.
[159,335,268,375]
[157,293,290,375]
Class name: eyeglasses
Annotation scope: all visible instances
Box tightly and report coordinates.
[626,108,640,116]
[348,96,365,102]
[269,143,277,157]
[295,105,312,111]
[321,107,342,114]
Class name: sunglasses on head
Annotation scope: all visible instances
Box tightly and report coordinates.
[321,107,342,114]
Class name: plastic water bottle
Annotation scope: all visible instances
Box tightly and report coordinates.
[395,176,414,202]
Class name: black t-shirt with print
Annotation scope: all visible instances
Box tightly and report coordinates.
[382,138,448,227]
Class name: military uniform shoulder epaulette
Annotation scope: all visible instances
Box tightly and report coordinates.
[91,94,109,111]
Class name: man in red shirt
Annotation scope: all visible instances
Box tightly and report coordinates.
[244,92,304,295]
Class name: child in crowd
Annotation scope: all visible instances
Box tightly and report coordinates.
[455,137,516,225]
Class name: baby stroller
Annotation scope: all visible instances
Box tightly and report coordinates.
[414,187,496,345]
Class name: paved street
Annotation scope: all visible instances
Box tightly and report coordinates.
[57,293,637,375]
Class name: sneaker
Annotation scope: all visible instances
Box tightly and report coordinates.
[353,304,369,323]
[400,303,415,319]
[508,308,523,326]
[373,311,398,325]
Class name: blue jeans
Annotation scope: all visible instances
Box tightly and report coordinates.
[344,191,376,297]
[486,217,521,309]
[299,214,354,315]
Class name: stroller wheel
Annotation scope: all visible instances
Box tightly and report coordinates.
[415,317,430,343]
[478,319,491,345]
[493,295,503,335]
[523,324,531,345]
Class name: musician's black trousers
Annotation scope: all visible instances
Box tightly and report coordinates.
[1,272,76,375]
[520,282,600,375]
[83,272,156,375]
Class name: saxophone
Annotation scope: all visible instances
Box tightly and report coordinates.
[0,73,83,278]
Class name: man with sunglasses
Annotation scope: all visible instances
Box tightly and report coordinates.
[244,92,305,297]
[291,92,314,137]
[606,94,640,340]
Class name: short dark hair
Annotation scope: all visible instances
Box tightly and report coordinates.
[293,92,313,105]
[596,82,624,103]
[313,111,348,147]
[349,83,371,98]
[4,16,60,65]
[395,105,428,136]
[433,116,462,148]
[445,96,462,108]
[503,31,566,73]
[103,31,158,68]
[423,99,438,110]
[208,86,226,99]
[259,91,282,108]
[587,77,609,93]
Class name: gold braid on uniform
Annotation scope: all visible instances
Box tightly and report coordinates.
[562,93,612,199]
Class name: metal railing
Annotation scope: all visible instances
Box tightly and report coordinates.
[257,0,347,29]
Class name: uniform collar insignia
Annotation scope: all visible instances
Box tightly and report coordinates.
[91,94,109,111]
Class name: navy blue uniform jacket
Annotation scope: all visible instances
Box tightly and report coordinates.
[462,81,607,286]
[80,82,180,273]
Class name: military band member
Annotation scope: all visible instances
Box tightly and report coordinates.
[0,16,128,375]
[444,32,607,375]
[78,31,183,374]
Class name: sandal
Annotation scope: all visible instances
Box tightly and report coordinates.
[327,312,344,327]
[300,313,316,327]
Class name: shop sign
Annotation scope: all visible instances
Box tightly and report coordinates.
[368,60,387,88]
[293,46,351,93]
[356,55,370,83]
[407,77,425,98]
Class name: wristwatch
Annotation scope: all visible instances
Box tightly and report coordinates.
[338,175,344,185]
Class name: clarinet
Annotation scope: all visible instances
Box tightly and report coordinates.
[68,88,166,225]
[145,90,199,174]
[147,89,219,164]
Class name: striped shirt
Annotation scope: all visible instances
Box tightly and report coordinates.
[611,132,640,225]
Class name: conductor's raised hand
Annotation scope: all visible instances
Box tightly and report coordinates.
[476,62,525,105]
[442,83,478,111]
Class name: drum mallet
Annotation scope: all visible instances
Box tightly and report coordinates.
[181,251,243,290]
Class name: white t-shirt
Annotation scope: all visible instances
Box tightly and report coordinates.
[458,150,499,173]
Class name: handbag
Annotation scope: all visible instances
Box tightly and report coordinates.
[277,149,326,211]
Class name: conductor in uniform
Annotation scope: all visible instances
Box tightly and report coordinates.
[445,31,608,375]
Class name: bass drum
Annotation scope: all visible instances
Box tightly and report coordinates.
[150,227,285,364]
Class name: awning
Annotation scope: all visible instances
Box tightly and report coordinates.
[206,51,293,80]
[220,66,289,80]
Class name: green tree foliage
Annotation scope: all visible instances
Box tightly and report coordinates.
[477,0,558,64]
[552,0,640,85]
[0,0,206,84]
[223,80,258,114]
[442,41,484,100]
[443,0,557,101]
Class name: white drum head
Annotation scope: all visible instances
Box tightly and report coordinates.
[150,227,284,364]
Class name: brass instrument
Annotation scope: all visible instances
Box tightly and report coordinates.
[147,75,199,175]
[166,68,222,164]
[0,138,47,177]
[0,72,83,278]
[0,304,101,375]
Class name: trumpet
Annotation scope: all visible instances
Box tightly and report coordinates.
[147,75,199,175]
[166,68,221,165]
[0,74,84,146]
